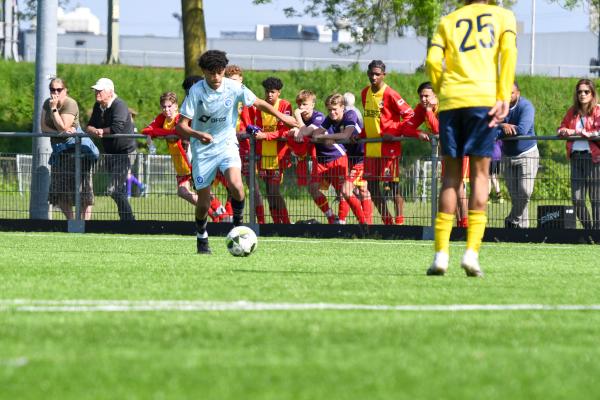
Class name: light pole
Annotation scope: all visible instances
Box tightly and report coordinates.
[530,0,536,75]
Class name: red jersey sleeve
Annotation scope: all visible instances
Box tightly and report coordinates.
[424,108,439,135]
[403,104,426,137]
[141,113,180,137]
[389,91,414,136]
[381,88,414,136]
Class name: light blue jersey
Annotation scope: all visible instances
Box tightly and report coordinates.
[180,77,257,189]
[180,77,257,157]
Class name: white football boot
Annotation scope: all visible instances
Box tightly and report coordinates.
[460,249,484,277]
[427,251,449,276]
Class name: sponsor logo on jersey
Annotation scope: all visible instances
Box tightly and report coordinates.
[397,98,405,106]
[199,115,210,123]
[365,109,380,118]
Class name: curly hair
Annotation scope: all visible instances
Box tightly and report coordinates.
[262,77,283,91]
[197,50,228,72]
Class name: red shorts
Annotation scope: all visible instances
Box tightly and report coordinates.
[176,174,192,186]
[346,161,365,186]
[295,157,310,187]
[363,157,399,182]
[258,168,284,184]
[311,156,348,191]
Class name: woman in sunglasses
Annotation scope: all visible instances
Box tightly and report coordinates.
[40,77,94,220]
[557,79,600,229]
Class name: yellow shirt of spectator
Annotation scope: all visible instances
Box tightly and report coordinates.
[426,1,517,112]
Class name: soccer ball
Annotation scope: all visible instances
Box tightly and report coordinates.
[225,226,258,257]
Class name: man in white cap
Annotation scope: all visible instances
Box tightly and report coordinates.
[86,77,138,221]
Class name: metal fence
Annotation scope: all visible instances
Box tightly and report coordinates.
[0,132,595,231]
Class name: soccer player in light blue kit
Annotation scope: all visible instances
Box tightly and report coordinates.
[177,50,299,254]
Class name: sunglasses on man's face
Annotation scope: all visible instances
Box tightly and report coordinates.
[50,88,64,93]
[577,90,591,95]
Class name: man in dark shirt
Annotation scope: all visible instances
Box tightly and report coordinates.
[86,78,137,221]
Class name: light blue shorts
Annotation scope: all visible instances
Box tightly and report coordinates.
[191,143,241,190]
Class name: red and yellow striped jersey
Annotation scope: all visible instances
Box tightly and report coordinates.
[361,84,414,158]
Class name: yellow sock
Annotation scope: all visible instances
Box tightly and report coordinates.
[434,212,454,254]
[466,210,487,253]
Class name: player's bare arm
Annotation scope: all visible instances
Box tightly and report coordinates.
[175,116,213,144]
[321,126,354,142]
[253,98,300,128]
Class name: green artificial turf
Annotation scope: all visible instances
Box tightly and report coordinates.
[1,232,599,399]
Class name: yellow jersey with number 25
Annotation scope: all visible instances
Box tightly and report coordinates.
[426,3,517,112]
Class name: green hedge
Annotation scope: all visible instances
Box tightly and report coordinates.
[0,59,596,159]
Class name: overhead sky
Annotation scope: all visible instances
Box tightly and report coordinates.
[20,0,592,37]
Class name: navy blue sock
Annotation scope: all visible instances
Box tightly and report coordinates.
[231,198,245,226]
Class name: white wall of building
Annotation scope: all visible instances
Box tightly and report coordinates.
[20,30,599,77]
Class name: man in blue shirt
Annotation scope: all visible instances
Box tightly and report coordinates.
[177,50,298,254]
[498,82,539,228]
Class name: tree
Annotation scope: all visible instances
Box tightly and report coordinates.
[181,0,206,77]
[253,0,514,56]
[552,0,599,31]
[106,0,120,64]
[552,0,600,73]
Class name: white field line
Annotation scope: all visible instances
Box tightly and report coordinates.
[0,232,579,250]
[1,299,600,313]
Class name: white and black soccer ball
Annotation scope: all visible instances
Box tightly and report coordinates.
[225,226,258,257]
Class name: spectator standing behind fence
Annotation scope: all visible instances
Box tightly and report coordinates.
[41,77,95,220]
[557,79,600,230]
[343,92,373,223]
[249,77,293,224]
[498,82,539,228]
[310,93,367,225]
[86,78,137,221]
[287,90,323,214]
[426,0,517,277]
[141,91,201,205]
[361,60,414,225]
[343,92,363,126]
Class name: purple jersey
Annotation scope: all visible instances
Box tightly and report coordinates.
[318,109,362,163]
[304,110,325,128]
